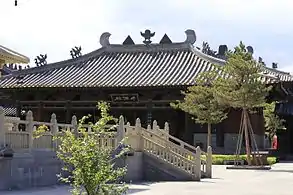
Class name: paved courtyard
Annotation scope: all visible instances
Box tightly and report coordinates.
[2,163,293,195]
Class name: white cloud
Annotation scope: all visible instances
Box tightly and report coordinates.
[0,0,118,62]
[1,0,293,71]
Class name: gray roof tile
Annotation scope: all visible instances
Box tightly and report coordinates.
[0,43,292,89]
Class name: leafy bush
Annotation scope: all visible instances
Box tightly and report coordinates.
[37,102,129,195]
[202,155,276,165]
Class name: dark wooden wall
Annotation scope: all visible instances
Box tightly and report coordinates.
[0,86,265,146]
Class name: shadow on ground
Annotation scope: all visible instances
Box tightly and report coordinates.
[256,169,293,173]
[127,188,149,194]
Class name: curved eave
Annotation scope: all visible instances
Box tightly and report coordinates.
[0,41,292,89]
[190,46,226,65]
[0,45,30,64]
[0,84,190,90]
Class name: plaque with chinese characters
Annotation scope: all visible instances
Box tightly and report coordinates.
[110,94,139,102]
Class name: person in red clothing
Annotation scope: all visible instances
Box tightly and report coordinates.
[272,134,278,149]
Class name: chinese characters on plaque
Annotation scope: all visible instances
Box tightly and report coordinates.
[110,94,139,102]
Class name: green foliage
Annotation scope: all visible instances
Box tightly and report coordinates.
[33,124,48,139]
[171,74,227,125]
[263,102,286,139]
[39,102,128,195]
[213,41,272,110]
[201,155,276,165]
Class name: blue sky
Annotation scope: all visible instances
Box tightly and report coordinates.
[1,0,293,72]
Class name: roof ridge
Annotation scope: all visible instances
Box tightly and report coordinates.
[7,47,107,77]
[263,66,291,75]
[189,45,226,65]
[104,42,193,52]
[5,43,194,77]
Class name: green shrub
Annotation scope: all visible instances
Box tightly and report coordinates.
[203,155,277,165]
[188,154,276,165]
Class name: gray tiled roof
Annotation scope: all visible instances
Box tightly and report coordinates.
[3,107,16,116]
[0,42,292,89]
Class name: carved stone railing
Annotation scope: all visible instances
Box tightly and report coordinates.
[0,107,212,180]
[1,109,117,151]
[124,118,212,179]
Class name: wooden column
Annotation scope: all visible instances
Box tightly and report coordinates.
[65,101,72,123]
[16,100,21,117]
[146,100,153,125]
[36,101,43,121]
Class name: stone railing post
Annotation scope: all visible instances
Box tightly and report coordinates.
[164,122,169,139]
[117,115,125,145]
[152,120,158,132]
[26,110,34,150]
[135,118,143,151]
[147,124,151,131]
[50,113,58,150]
[152,120,159,144]
[0,107,5,147]
[71,115,78,137]
[164,122,169,147]
[206,146,213,178]
[195,146,201,181]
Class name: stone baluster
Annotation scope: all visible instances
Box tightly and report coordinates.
[164,122,169,139]
[164,122,169,148]
[0,107,5,147]
[71,115,78,137]
[50,113,58,150]
[147,124,151,131]
[206,146,212,178]
[135,118,143,151]
[152,120,160,148]
[152,120,158,131]
[26,110,34,150]
[117,115,125,146]
[195,146,201,181]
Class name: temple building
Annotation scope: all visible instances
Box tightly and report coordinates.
[0,29,292,153]
[0,44,30,115]
[0,45,30,75]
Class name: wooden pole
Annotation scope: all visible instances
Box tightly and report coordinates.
[243,109,252,165]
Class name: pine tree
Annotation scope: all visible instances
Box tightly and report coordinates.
[171,75,227,149]
[213,42,272,165]
[263,102,285,140]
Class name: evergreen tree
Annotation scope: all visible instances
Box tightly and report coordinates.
[213,42,272,165]
[171,75,227,148]
[263,102,285,140]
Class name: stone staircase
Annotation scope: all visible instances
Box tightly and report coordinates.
[0,109,213,191]
[124,118,212,181]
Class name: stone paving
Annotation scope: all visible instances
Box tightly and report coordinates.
[2,163,293,195]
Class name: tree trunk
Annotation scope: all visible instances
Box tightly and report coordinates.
[207,123,212,149]
[243,109,252,165]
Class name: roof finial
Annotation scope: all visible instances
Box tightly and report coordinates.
[140,29,155,45]
[247,46,254,54]
[184,29,196,44]
[70,46,82,59]
[100,32,111,47]
[272,62,278,69]
[34,54,47,67]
